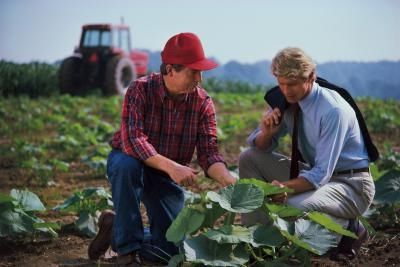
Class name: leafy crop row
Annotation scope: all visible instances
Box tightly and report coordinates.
[1,92,399,249]
[0,95,121,185]
[166,179,358,266]
[0,61,272,98]
[0,60,58,97]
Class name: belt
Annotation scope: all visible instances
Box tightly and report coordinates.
[333,167,370,175]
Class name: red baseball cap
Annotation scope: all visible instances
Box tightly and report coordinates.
[161,32,218,71]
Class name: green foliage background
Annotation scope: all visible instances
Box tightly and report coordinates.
[0,61,399,185]
[0,61,58,97]
[0,61,399,242]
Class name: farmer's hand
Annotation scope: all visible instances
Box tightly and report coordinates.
[270,180,288,203]
[260,108,282,135]
[220,175,237,187]
[207,162,237,187]
[169,163,199,187]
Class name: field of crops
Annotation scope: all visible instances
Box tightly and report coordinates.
[1,80,400,266]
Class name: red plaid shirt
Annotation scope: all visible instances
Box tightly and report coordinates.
[110,73,225,171]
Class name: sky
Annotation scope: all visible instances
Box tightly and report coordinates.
[1,0,399,64]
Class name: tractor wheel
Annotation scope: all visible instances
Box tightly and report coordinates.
[59,56,82,95]
[104,56,136,95]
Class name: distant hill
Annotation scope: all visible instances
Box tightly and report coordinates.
[144,50,400,99]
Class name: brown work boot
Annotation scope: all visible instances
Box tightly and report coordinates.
[116,251,142,266]
[331,219,369,260]
[88,209,115,260]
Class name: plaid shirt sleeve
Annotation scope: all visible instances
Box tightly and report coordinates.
[196,96,226,172]
[120,81,158,160]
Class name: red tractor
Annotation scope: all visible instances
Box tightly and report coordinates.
[59,24,148,95]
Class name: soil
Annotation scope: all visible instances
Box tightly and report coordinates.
[1,154,399,267]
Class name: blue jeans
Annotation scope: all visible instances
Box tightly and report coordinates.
[107,149,184,262]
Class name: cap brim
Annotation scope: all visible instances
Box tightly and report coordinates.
[185,58,218,71]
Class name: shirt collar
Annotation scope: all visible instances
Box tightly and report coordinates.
[299,81,318,110]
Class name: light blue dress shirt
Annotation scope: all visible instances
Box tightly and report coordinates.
[248,82,370,188]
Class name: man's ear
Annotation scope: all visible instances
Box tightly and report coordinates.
[309,71,316,82]
[166,64,173,76]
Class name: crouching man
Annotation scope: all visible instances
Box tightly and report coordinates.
[88,32,236,266]
[239,47,375,258]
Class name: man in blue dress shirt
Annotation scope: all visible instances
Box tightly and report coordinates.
[239,47,375,258]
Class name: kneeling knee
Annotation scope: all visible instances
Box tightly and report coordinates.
[238,148,256,166]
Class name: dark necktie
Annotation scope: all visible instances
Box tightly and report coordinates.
[290,103,300,179]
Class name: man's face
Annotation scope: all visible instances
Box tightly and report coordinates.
[276,76,313,103]
[168,66,202,96]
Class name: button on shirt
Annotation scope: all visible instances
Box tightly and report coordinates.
[110,73,225,172]
[248,82,369,188]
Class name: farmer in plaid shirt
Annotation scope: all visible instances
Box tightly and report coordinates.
[88,32,236,265]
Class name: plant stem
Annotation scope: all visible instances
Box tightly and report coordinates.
[279,246,299,262]
[224,212,235,226]
[247,243,263,263]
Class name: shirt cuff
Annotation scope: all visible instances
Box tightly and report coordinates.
[247,128,260,146]
[122,139,158,161]
[136,145,158,161]
[299,170,322,189]
[200,155,226,176]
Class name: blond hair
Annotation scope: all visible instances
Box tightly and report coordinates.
[271,47,316,80]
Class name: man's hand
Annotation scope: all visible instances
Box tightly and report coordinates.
[260,108,282,135]
[207,162,237,187]
[168,163,199,186]
[219,175,237,187]
[255,108,282,149]
[270,180,288,203]
[144,154,198,187]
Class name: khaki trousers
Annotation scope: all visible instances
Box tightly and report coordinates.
[238,148,375,230]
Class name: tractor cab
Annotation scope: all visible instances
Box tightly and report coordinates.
[59,23,148,95]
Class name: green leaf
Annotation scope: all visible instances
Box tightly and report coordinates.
[200,202,226,228]
[249,224,286,247]
[184,235,249,266]
[273,216,294,233]
[358,215,376,236]
[293,248,312,267]
[0,189,59,238]
[166,207,205,243]
[369,163,382,180]
[0,194,16,205]
[53,194,81,211]
[295,218,337,255]
[306,211,357,238]
[374,169,400,204]
[91,187,112,199]
[75,212,97,237]
[33,222,60,238]
[0,209,27,237]
[0,203,15,213]
[53,187,112,213]
[96,143,112,156]
[207,183,264,213]
[279,229,319,255]
[33,222,61,230]
[10,189,46,211]
[203,225,252,244]
[167,254,185,267]
[81,187,102,198]
[26,211,61,238]
[50,159,70,172]
[239,178,294,196]
[253,260,293,267]
[266,203,304,218]
[183,190,202,205]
